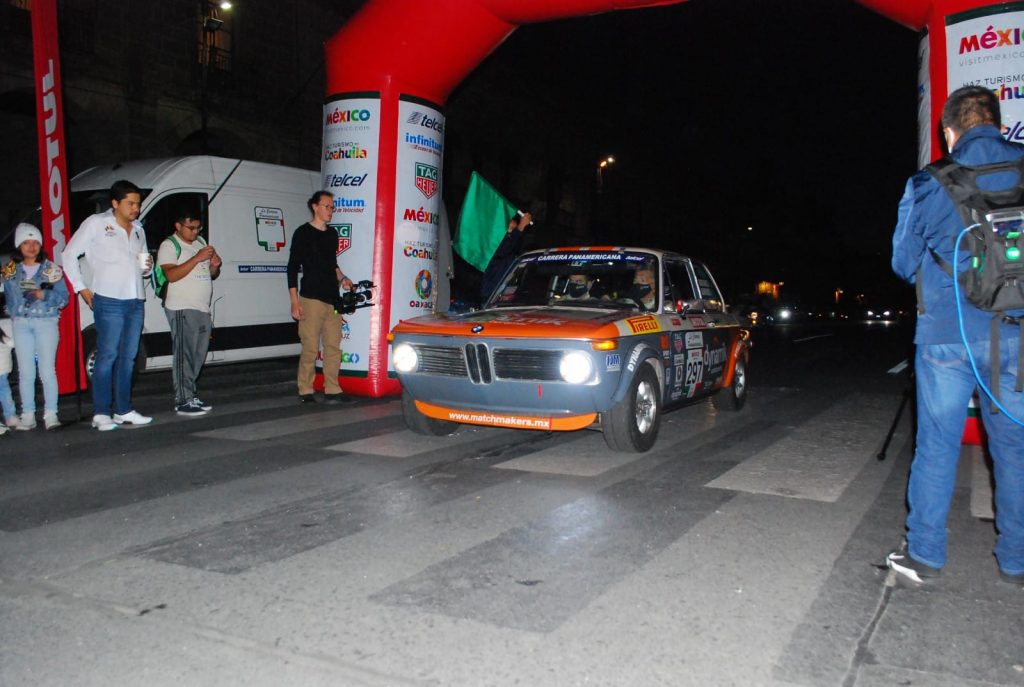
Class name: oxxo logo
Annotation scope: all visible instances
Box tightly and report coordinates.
[341,352,360,364]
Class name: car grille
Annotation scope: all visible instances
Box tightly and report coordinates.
[412,344,563,383]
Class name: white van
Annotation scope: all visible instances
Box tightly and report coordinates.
[68,156,319,375]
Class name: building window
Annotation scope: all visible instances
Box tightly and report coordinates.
[198,1,232,74]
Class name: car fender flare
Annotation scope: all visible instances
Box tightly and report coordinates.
[610,342,663,406]
[720,336,751,389]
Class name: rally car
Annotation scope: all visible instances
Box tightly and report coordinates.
[388,247,751,452]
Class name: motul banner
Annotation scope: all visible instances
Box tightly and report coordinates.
[32,0,85,393]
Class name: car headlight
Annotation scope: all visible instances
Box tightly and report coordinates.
[559,350,593,384]
[392,342,418,372]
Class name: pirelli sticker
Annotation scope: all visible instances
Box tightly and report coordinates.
[626,315,661,334]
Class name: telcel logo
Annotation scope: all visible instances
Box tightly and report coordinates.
[407,111,444,133]
[326,173,367,188]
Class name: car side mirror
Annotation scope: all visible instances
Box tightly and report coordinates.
[675,299,691,316]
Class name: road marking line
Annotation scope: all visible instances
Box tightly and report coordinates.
[792,334,834,343]
[887,360,908,375]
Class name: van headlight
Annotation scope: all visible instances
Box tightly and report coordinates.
[393,343,418,372]
[559,351,593,384]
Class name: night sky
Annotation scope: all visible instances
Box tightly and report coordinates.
[451,0,921,307]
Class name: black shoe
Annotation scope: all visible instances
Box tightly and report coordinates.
[886,541,941,586]
[323,393,356,405]
[299,394,317,404]
[1000,568,1024,586]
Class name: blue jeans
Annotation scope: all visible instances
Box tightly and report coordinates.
[0,373,14,420]
[908,339,1024,575]
[92,295,144,416]
[12,317,60,414]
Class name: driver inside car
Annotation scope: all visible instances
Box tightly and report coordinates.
[564,273,592,300]
[630,268,658,311]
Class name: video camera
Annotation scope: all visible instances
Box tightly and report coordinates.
[334,279,376,315]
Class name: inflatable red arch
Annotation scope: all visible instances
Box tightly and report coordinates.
[323,0,1014,397]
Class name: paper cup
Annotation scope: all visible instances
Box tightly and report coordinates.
[137,252,151,270]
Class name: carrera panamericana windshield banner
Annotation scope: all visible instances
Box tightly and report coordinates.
[32,0,85,392]
[946,7,1024,145]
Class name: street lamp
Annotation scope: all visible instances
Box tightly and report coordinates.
[596,156,615,193]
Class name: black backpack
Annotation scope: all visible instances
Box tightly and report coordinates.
[926,156,1024,404]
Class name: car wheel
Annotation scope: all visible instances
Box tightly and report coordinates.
[712,356,747,412]
[401,389,458,436]
[602,363,661,453]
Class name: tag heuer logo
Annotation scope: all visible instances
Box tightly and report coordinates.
[414,163,438,199]
[332,223,352,255]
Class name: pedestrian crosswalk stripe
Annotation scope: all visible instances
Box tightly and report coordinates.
[493,430,637,476]
[705,393,901,502]
[192,402,400,441]
[325,425,506,456]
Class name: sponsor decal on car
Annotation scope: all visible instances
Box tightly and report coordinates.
[688,315,708,329]
[685,332,703,349]
[606,353,621,372]
[627,315,661,334]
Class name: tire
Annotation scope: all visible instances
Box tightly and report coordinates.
[602,363,661,452]
[401,389,459,436]
[82,328,144,387]
[712,356,747,412]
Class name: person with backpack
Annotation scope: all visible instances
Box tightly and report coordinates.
[889,85,1024,587]
[156,208,221,415]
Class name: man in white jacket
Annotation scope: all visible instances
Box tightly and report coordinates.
[62,180,153,431]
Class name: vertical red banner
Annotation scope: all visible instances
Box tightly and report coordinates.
[31,0,85,393]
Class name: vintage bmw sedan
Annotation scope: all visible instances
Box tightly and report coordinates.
[389,247,751,452]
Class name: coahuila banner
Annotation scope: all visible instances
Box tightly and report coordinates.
[454,172,520,272]
[32,0,86,393]
[322,94,381,378]
[389,95,444,371]
[946,7,1024,148]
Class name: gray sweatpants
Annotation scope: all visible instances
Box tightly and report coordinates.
[165,308,212,406]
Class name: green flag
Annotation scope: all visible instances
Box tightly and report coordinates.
[454,171,520,272]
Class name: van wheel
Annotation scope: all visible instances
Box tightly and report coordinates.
[602,364,661,452]
[402,390,458,436]
[81,329,144,386]
[712,356,747,411]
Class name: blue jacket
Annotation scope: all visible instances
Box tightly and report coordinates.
[892,125,1024,344]
[1,259,70,319]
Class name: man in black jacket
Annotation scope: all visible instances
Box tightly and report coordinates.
[286,191,355,404]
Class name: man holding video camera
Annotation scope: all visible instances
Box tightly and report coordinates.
[287,190,355,405]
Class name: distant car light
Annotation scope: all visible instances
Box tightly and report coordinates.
[778,308,791,320]
[559,351,594,384]
[393,343,418,372]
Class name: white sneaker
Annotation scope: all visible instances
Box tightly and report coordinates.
[92,414,118,432]
[112,410,152,426]
[0,424,9,436]
[43,411,61,430]
[15,412,36,431]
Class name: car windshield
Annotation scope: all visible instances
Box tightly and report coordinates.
[485,250,660,311]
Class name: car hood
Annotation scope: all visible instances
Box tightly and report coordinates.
[391,306,638,339]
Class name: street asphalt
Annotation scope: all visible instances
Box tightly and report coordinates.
[1,323,1021,686]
